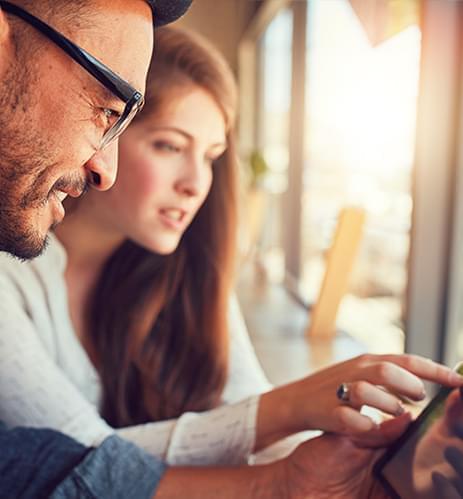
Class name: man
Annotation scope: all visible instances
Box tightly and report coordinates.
[0,1,183,497]
[0,0,159,260]
[0,1,417,498]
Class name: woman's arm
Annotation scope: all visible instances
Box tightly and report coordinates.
[3,276,463,461]
[0,278,259,465]
[117,397,259,465]
[256,353,463,448]
[2,274,462,466]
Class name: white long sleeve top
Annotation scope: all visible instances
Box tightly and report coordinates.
[0,234,272,465]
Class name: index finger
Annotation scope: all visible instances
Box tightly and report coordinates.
[378,355,463,387]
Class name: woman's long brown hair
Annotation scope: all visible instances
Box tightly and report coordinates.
[87,27,238,427]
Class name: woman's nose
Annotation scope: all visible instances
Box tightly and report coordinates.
[85,142,119,191]
[175,155,207,198]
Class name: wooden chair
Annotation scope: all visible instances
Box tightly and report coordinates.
[306,207,366,338]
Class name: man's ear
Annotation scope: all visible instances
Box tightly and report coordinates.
[0,7,13,73]
[0,7,11,46]
[0,7,9,36]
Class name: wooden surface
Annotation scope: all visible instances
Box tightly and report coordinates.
[237,262,367,385]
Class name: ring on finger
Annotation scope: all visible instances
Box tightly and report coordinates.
[336,382,351,403]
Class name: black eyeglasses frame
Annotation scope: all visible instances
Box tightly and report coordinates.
[0,0,145,148]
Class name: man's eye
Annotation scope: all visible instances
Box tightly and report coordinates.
[102,108,121,127]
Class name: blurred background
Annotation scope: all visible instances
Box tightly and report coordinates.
[177,0,463,385]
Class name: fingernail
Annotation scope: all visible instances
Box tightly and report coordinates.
[451,372,463,383]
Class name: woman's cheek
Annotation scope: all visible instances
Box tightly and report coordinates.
[121,147,157,185]
[127,158,165,205]
[199,170,214,203]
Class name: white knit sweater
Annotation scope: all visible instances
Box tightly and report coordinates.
[0,234,272,465]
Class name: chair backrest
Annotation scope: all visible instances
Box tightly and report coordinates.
[307,207,366,338]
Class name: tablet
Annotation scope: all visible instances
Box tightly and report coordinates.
[373,363,463,499]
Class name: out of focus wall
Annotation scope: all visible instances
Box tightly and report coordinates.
[176,0,259,72]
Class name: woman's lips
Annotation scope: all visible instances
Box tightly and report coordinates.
[161,208,184,221]
[159,207,188,230]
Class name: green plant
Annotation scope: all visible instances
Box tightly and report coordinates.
[248,150,269,188]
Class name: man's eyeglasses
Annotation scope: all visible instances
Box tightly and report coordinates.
[0,1,145,149]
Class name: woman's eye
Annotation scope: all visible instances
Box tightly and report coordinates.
[153,140,181,153]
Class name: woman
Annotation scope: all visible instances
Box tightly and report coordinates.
[0,27,461,466]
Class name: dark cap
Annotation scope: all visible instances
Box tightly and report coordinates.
[146,0,193,27]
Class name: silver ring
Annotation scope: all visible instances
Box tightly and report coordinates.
[336,383,351,402]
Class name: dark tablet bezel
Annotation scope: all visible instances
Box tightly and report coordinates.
[373,385,453,499]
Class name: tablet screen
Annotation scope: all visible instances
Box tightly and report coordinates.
[375,379,463,498]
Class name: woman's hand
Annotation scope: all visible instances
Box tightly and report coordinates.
[257,354,463,450]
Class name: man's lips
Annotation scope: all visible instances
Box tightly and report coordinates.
[54,190,68,202]
[51,185,85,202]
[60,186,83,198]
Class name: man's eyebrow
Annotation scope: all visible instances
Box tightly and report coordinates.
[99,86,125,111]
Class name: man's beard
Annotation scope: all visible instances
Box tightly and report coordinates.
[0,58,71,260]
[0,132,89,260]
[0,136,57,260]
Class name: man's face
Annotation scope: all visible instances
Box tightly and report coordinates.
[0,0,153,259]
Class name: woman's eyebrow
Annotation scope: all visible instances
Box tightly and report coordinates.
[149,126,227,148]
[148,126,193,140]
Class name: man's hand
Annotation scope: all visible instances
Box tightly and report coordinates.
[281,413,412,499]
[155,413,411,499]
[431,468,463,499]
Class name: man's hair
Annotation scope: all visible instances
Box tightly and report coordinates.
[7,0,94,60]
[14,0,90,19]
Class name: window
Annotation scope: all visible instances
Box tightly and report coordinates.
[253,8,294,279]
[242,0,462,362]
[300,0,421,350]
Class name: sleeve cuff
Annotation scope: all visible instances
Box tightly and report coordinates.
[50,435,167,499]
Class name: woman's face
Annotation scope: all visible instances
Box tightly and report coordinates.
[95,86,227,254]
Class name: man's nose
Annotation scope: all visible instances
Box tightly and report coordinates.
[85,142,119,191]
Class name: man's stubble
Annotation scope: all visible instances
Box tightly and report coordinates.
[0,56,58,260]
